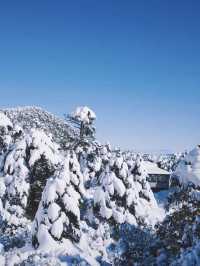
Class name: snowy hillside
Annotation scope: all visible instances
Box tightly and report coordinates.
[1,106,76,148]
[0,106,199,265]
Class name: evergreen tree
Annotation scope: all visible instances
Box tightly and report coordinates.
[156,145,200,264]
[93,153,162,227]
[32,153,82,249]
[66,106,96,149]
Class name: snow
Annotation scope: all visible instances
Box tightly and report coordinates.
[113,176,126,197]
[28,129,60,167]
[37,224,60,250]
[48,203,61,222]
[43,179,58,204]
[143,161,170,175]
[174,145,200,187]
[0,243,4,253]
[0,112,13,130]
[112,208,125,224]
[0,178,6,197]
[72,106,96,124]
[62,193,80,219]
[0,105,182,265]
[2,106,75,147]
[51,216,64,239]
[0,255,5,266]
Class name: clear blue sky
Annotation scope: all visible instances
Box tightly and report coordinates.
[0,1,200,152]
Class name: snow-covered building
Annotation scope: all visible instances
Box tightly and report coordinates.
[144,161,170,191]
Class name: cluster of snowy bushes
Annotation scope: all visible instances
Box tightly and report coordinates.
[0,106,199,265]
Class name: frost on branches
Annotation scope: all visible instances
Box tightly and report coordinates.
[32,153,82,250]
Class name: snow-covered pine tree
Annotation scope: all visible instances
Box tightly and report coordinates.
[0,113,29,228]
[0,112,13,154]
[93,153,162,227]
[32,152,83,249]
[66,106,96,150]
[0,122,61,225]
[26,129,61,219]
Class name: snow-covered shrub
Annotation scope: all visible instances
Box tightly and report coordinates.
[32,153,83,249]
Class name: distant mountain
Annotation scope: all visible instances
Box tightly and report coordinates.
[1,106,76,146]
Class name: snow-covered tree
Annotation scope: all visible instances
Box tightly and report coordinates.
[93,154,163,227]
[155,145,200,264]
[66,106,96,149]
[32,153,82,249]
[2,106,194,265]
[0,112,13,154]
[2,106,75,148]
[157,153,184,173]
[0,122,61,226]
[26,129,60,219]
[110,224,157,265]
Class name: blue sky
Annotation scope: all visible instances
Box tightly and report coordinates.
[0,1,200,152]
